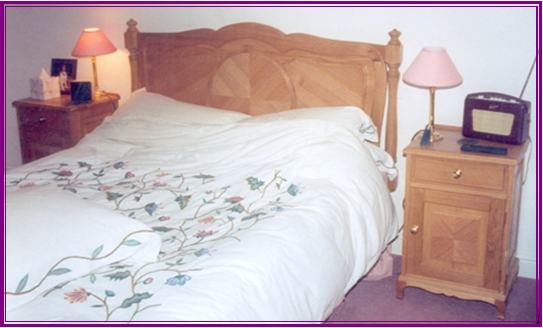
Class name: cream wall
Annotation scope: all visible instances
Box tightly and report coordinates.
[5,6,538,278]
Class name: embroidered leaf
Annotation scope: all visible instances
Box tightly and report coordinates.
[105,290,115,297]
[120,292,152,308]
[241,212,266,221]
[193,173,214,180]
[91,305,105,308]
[122,239,142,247]
[106,192,123,201]
[49,268,71,276]
[92,245,104,259]
[246,177,264,190]
[194,248,209,257]
[175,195,192,210]
[228,204,244,213]
[93,169,105,177]
[65,187,77,194]
[15,274,28,294]
[104,270,130,281]
[152,226,173,232]
[77,162,91,168]
[90,274,96,284]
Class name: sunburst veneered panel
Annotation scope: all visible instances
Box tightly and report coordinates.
[210,52,294,115]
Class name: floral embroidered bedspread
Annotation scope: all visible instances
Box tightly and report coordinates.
[5,117,398,322]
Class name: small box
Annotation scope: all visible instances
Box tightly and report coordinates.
[30,75,60,100]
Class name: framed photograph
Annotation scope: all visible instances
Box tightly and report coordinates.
[51,58,77,95]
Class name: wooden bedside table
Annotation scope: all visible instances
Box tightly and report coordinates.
[13,93,120,164]
[396,125,529,320]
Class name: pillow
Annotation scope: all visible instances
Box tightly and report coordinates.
[5,188,161,311]
[239,106,379,142]
[113,90,250,125]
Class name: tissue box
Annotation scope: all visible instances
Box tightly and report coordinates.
[30,76,60,100]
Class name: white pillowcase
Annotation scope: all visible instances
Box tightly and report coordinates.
[239,106,379,142]
[114,90,250,125]
[5,188,161,311]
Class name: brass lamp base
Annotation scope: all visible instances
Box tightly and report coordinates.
[416,125,445,145]
[429,130,444,142]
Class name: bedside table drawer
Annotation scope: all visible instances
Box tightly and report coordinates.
[412,157,506,192]
[18,107,70,132]
[19,126,71,148]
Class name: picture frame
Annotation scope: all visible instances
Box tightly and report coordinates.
[51,58,77,95]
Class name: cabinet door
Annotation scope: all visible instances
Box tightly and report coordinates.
[405,188,505,291]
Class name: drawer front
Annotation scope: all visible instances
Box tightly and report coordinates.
[18,106,71,132]
[412,157,506,192]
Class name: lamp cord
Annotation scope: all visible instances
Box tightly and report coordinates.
[522,137,532,185]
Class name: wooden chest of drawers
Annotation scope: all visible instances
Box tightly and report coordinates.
[396,125,529,320]
[13,94,119,163]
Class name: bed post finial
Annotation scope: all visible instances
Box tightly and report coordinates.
[125,19,140,92]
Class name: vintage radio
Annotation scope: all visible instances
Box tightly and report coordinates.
[70,81,93,103]
[462,92,530,145]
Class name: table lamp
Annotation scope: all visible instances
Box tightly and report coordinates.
[403,46,462,143]
[72,28,116,99]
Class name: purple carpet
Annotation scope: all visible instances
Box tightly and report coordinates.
[326,255,539,324]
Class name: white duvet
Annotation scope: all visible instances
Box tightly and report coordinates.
[5,99,398,323]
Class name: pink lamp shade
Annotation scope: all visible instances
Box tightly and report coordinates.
[71,28,116,57]
[403,47,462,88]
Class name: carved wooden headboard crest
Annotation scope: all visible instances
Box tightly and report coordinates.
[124,19,402,161]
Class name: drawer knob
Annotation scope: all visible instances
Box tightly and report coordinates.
[452,169,462,179]
[410,225,420,234]
[38,117,47,123]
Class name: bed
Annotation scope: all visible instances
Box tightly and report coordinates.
[5,20,403,323]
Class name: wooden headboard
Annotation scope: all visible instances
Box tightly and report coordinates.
[124,19,402,161]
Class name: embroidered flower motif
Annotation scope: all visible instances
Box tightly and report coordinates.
[145,203,158,216]
[113,162,125,169]
[158,216,170,222]
[143,278,154,285]
[125,172,135,179]
[198,216,215,224]
[152,181,167,187]
[225,196,244,204]
[99,185,113,191]
[194,230,216,238]
[19,182,35,188]
[64,288,89,304]
[165,275,191,286]
[287,184,299,196]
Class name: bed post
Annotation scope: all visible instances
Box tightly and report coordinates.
[125,19,140,92]
[385,29,402,163]
[385,29,402,192]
